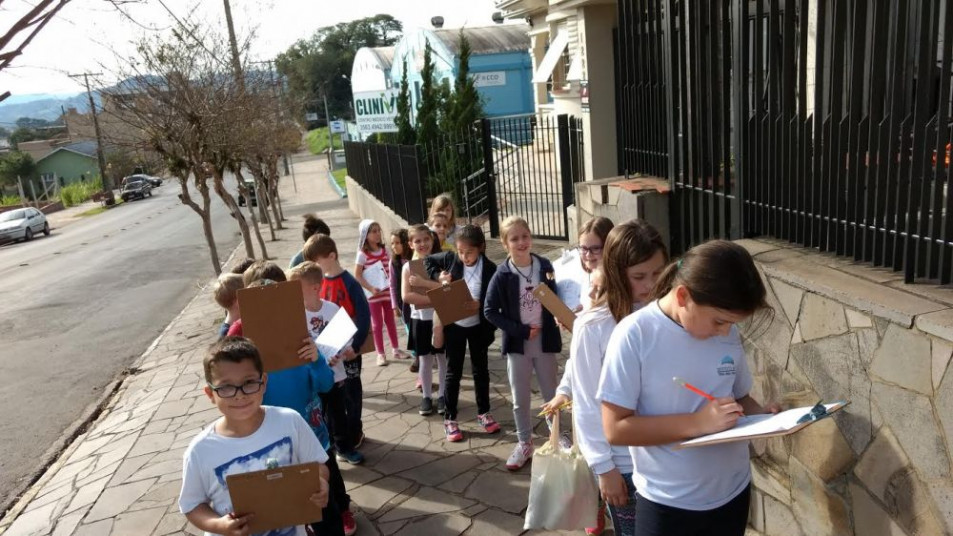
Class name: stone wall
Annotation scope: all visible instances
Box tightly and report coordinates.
[738,238,953,536]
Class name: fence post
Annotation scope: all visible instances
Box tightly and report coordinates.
[480,118,500,238]
[730,0,748,240]
[556,114,574,238]
[414,144,427,223]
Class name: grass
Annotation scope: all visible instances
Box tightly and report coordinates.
[78,206,107,217]
[331,168,347,190]
[306,127,345,155]
[60,178,103,207]
[1,195,21,206]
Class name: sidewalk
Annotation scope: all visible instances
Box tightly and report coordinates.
[0,153,581,536]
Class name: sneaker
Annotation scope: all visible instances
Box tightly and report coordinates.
[354,432,366,449]
[410,356,420,373]
[419,397,434,416]
[477,413,501,434]
[436,396,446,415]
[376,354,388,366]
[444,420,464,442]
[585,503,607,535]
[342,509,357,536]
[505,442,534,471]
[336,449,365,465]
[558,431,573,451]
[393,348,411,360]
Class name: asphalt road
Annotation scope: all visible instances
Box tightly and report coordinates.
[0,182,244,511]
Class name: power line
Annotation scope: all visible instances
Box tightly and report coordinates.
[153,0,231,71]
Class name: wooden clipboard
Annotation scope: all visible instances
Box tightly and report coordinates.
[226,462,324,532]
[676,401,850,449]
[408,259,433,296]
[427,279,477,325]
[533,284,577,331]
[237,281,309,372]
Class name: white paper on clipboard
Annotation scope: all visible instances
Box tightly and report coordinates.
[362,262,388,299]
[553,248,587,311]
[315,308,356,382]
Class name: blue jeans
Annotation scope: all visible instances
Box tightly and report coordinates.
[606,472,638,536]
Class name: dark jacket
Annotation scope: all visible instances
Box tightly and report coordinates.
[424,250,498,342]
[484,253,562,355]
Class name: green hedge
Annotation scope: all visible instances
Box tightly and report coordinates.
[60,178,103,207]
[305,127,344,155]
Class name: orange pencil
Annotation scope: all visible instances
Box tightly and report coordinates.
[672,376,715,401]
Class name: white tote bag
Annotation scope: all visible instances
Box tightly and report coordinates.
[523,410,600,530]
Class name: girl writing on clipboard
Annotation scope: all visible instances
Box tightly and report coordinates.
[598,240,779,536]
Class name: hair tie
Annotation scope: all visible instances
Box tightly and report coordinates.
[676,259,683,270]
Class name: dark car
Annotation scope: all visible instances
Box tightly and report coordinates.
[123,173,162,188]
[120,179,153,201]
[237,180,257,207]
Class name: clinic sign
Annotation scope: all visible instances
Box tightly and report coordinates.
[354,89,399,133]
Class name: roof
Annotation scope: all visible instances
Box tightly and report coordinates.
[367,47,395,72]
[431,24,530,55]
[36,140,98,163]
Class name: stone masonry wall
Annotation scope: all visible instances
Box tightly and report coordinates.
[737,239,953,536]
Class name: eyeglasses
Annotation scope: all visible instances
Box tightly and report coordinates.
[577,245,603,255]
[208,377,264,398]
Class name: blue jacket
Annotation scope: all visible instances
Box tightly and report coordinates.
[264,356,335,449]
[484,253,562,355]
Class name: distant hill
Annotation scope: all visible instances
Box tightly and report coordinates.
[0,91,102,126]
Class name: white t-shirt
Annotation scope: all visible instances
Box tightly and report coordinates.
[403,264,434,321]
[456,257,483,328]
[306,300,345,383]
[597,301,753,511]
[178,406,329,536]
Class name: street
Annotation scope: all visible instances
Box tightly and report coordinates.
[0,182,243,511]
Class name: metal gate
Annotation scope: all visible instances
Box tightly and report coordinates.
[616,0,953,284]
[473,113,585,241]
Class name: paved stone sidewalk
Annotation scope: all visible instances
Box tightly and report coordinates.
[0,153,588,536]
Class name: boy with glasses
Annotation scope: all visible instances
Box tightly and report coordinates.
[178,337,331,536]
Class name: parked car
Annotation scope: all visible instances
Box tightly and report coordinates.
[122,173,162,188]
[121,179,152,201]
[237,180,257,207]
[0,208,49,244]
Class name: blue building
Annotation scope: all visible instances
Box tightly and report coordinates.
[391,24,533,119]
[351,24,534,138]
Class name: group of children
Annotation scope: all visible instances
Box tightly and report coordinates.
[183,193,780,536]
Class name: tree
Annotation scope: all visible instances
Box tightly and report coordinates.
[0,151,35,186]
[276,15,402,122]
[0,1,73,89]
[394,59,415,145]
[416,42,440,146]
[442,31,483,133]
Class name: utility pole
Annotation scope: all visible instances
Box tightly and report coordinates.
[69,72,111,202]
[222,0,245,93]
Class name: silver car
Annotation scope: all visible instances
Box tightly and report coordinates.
[0,207,50,244]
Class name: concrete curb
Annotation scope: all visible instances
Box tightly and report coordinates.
[326,170,347,198]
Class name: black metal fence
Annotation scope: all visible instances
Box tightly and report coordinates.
[617,0,953,284]
[345,113,585,241]
[343,142,429,225]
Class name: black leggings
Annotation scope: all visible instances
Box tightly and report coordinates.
[442,323,491,421]
[310,455,346,536]
[634,485,750,536]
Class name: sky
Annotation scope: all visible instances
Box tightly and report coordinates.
[0,0,503,97]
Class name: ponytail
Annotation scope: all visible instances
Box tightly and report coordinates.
[650,240,767,314]
[647,261,680,303]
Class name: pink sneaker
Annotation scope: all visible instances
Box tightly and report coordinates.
[477,413,501,434]
[444,420,464,442]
